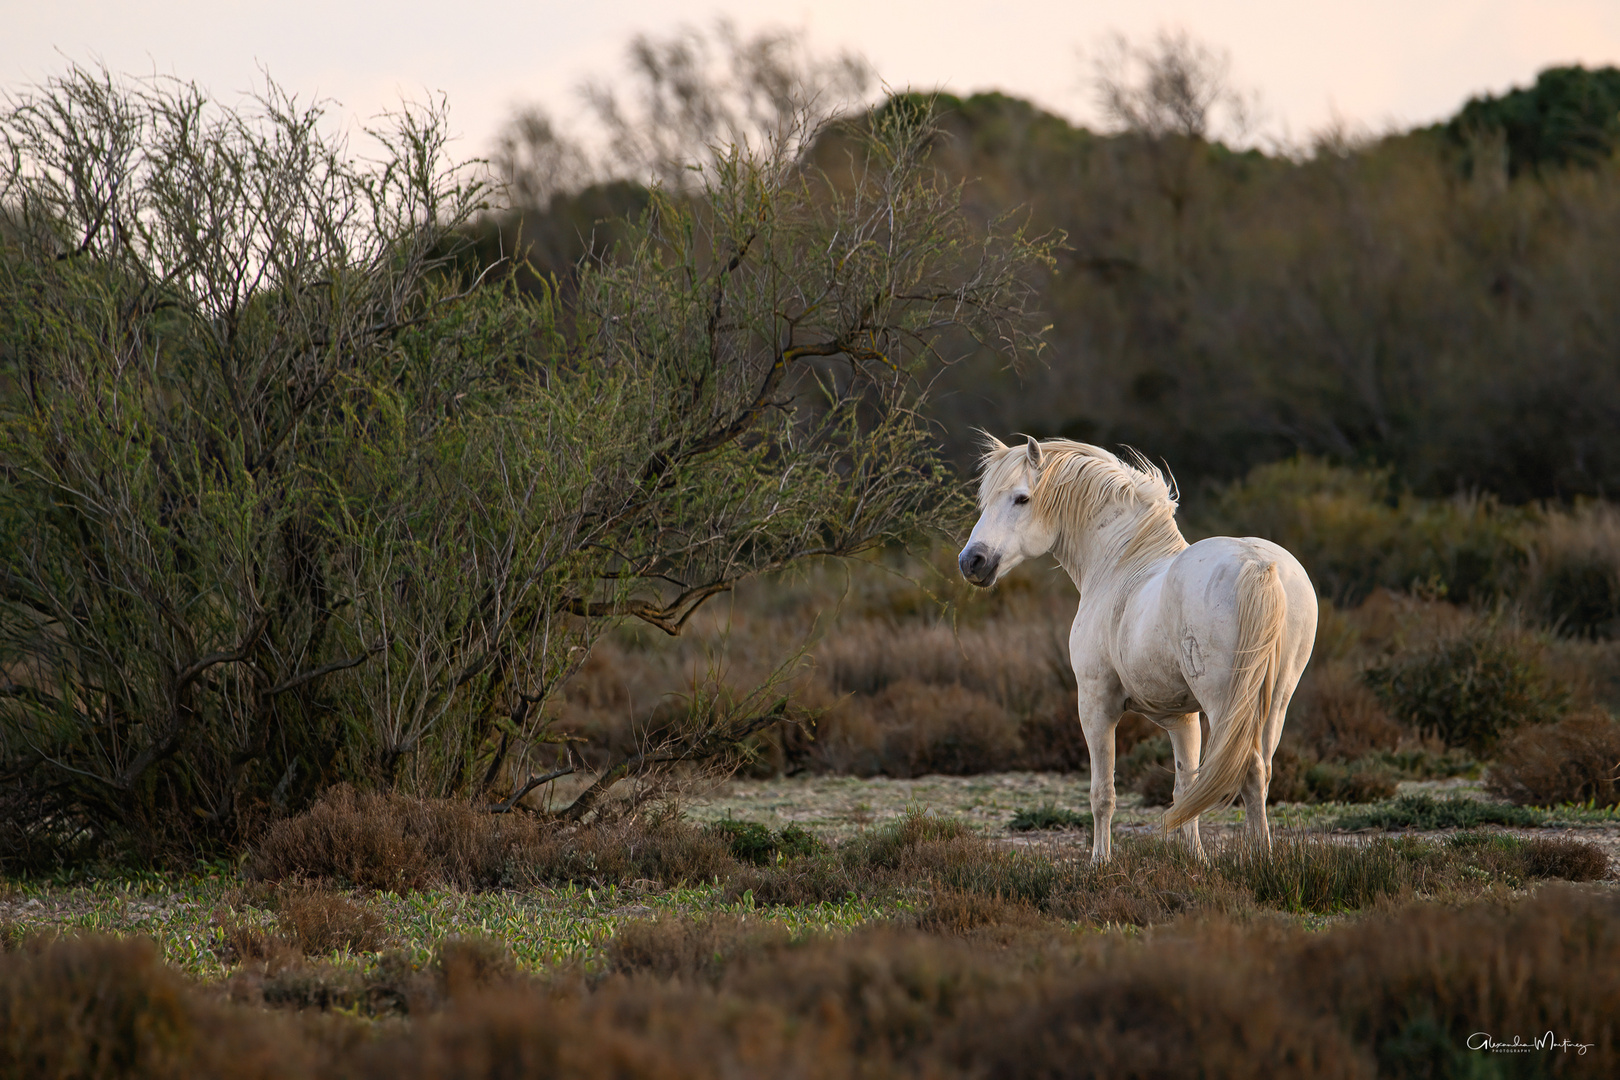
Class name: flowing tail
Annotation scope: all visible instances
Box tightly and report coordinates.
[1163,559,1287,830]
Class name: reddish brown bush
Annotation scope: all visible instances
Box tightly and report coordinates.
[252,786,737,891]
[1487,713,1620,807]
[251,785,537,890]
[1297,885,1620,1073]
[1517,836,1611,881]
[277,888,389,955]
[0,935,311,1078]
[1288,664,1408,760]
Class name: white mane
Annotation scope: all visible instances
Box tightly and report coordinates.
[977,437,1187,569]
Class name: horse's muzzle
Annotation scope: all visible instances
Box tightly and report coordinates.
[958,542,998,587]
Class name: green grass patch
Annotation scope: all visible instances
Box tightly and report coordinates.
[1008,803,1093,832]
[1215,834,1411,913]
[0,864,903,981]
[1333,793,1546,830]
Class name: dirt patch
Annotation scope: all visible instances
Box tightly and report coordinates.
[686,772,1620,877]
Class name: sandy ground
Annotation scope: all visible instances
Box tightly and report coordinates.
[682,771,1620,875]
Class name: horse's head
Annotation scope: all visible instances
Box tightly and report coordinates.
[959,435,1057,588]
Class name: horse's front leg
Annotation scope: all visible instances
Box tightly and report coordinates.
[1077,681,1122,864]
[1164,711,1205,859]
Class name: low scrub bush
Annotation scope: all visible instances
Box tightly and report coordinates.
[1118,734,1175,806]
[276,889,390,956]
[841,810,978,872]
[1197,458,1530,607]
[1363,629,1566,753]
[252,786,736,891]
[728,811,1599,927]
[600,915,795,984]
[1334,794,1545,830]
[1516,836,1611,881]
[1134,767,1178,807]
[227,935,516,1018]
[864,681,1026,777]
[1268,751,1399,805]
[1008,804,1091,832]
[1214,835,1412,912]
[1367,746,1478,780]
[250,786,540,890]
[804,616,1081,776]
[0,935,308,1077]
[1286,664,1408,760]
[705,820,825,865]
[1487,713,1620,807]
[12,888,1620,1077]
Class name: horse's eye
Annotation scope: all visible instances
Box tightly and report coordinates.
[1013,494,1030,506]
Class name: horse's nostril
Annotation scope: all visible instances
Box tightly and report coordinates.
[959,544,991,582]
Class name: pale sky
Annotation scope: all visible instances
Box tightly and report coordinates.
[9,1,1620,157]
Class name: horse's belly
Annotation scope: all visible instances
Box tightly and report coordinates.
[1120,674,1196,719]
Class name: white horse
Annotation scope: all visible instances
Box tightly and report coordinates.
[959,436,1317,862]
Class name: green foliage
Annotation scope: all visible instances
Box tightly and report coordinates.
[0,68,1052,862]
[883,86,1620,502]
[1334,794,1546,831]
[1008,803,1091,832]
[706,819,826,865]
[1448,64,1620,175]
[1198,458,1530,606]
[1363,631,1566,754]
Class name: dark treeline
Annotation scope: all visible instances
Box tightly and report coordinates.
[487,62,1620,502]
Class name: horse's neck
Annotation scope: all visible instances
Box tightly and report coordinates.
[1056,509,1185,601]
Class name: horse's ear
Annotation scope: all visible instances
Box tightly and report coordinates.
[1025,435,1043,471]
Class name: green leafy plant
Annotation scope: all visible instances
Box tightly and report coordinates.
[0,66,1053,862]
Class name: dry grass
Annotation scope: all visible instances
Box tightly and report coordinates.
[538,553,1620,806]
[276,888,390,955]
[6,887,1620,1077]
[1527,500,1620,638]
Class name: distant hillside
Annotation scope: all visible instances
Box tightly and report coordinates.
[482,70,1620,502]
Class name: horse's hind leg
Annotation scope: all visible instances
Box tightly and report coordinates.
[1239,749,1271,848]
[1240,679,1301,848]
[1164,711,1204,858]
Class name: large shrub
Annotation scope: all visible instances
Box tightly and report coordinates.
[1363,630,1566,754]
[1487,714,1620,808]
[0,67,1050,861]
[1524,501,1620,638]
[1196,458,1530,606]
